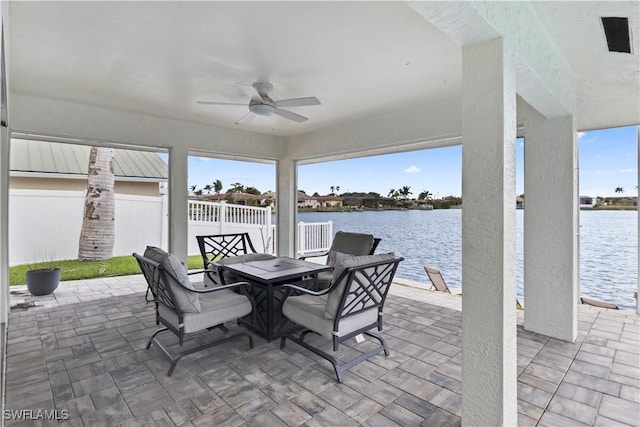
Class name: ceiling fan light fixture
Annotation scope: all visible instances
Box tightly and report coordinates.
[250,103,275,116]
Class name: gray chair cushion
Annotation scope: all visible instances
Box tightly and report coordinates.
[282,293,378,339]
[316,251,351,290]
[158,289,252,333]
[329,231,375,256]
[144,246,201,313]
[324,253,397,320]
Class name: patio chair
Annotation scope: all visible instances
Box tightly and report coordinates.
[425,267,523,309]
[196,233,275,286]
[134,246,254,376]
[580,297,619,309]
[300,231,382,289]
[280,253,403,383]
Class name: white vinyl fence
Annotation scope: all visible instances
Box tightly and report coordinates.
[9,190,333,265]
[9,190,275,265]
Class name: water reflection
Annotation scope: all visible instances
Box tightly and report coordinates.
[298,209,637,310]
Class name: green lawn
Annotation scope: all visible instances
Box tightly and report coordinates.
[10,254,204,286]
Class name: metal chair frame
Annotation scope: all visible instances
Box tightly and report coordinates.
[134,253,255,376]
[281,256,403,383]
[196,233,261,285]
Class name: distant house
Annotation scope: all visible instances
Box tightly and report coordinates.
[297,191,320,208]
[10,139,168,195]
[316,195,343,208]
[579,195,596,209]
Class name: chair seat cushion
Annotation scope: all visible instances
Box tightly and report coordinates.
[158,289,252,333]
[144,246,201,313]
[282,293,378,339]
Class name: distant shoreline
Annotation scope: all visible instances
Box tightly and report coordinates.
[582,206,637,211]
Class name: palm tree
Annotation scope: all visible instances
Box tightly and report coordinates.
[336,185,340,194]
[399,185,412,200]
[229,182,245,193]
[330,185,335,195]
[213,179,223,195]
[418,190,432,200]
[189,184,197,192]
[388,188,396,198]
[203,184,213,195]
[78,147,115,261]
[615,186,624,194]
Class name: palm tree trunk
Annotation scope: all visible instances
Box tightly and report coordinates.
[78,147,115,260]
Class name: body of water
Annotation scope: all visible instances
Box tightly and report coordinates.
[298,209,638,311]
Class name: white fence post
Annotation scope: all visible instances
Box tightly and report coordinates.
[297,222,305,257]
[219,201,226,234]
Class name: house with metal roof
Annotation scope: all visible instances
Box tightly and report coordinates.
[10,139,167,196]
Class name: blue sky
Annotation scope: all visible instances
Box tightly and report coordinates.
[184,125,638,198]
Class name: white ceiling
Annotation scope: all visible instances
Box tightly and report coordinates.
[7,1,639,138]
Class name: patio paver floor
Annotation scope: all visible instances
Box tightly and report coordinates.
[5,275,639,426]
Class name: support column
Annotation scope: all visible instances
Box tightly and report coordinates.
[637,125,639,316]
[276,157,297,257]
[461,38,517,426]
[0,126,8,324]
[168,145,189,264]
[523,114,578,341]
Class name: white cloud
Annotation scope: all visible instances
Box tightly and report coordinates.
[577,131,585,139]
[404,165,421,174]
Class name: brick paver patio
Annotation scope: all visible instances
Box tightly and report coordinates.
[5,275,639,426]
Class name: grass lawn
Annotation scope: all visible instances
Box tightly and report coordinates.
[10,254,204,286]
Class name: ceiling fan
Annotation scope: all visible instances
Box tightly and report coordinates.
[197,82,321,124]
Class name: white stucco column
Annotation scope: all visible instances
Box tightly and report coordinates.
[523,114,578,341]
[168,145,189,264]
[0,126,9,324]
[276,157,297,257]
[637,125,639,315]
[461,38,517,426]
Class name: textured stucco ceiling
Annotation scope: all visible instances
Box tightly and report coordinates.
[7,1,639,137]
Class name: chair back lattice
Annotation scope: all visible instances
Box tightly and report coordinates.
[134,253,178,312]
[196,233,257,266]
[335,258,402,321]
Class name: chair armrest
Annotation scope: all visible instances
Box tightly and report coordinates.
[191,281,252,293]
[281,283,331,297]
[298,251,329,261]
[175,279,252,294]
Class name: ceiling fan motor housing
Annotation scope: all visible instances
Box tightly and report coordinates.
[249,96,276,116]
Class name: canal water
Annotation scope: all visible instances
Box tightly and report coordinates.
[298,209,638,311]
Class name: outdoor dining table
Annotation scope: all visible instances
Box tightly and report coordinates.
[219,256,332,342]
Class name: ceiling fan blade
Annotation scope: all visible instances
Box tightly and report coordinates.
[236,83,263,102]
[273,108,308,123]
[274,97,321,108]
[236,111,255,124]
[197,101,247,106]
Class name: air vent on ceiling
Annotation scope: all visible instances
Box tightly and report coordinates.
[601,17,631,53]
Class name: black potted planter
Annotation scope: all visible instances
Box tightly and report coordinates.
[26,268,61,296]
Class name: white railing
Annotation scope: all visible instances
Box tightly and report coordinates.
[187,200,274,254]
[188,200,271,226]
[297,221,333,256]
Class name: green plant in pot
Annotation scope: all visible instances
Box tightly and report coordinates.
[26,257,61,296]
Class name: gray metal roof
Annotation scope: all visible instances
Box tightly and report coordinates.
[10,139,168,180]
